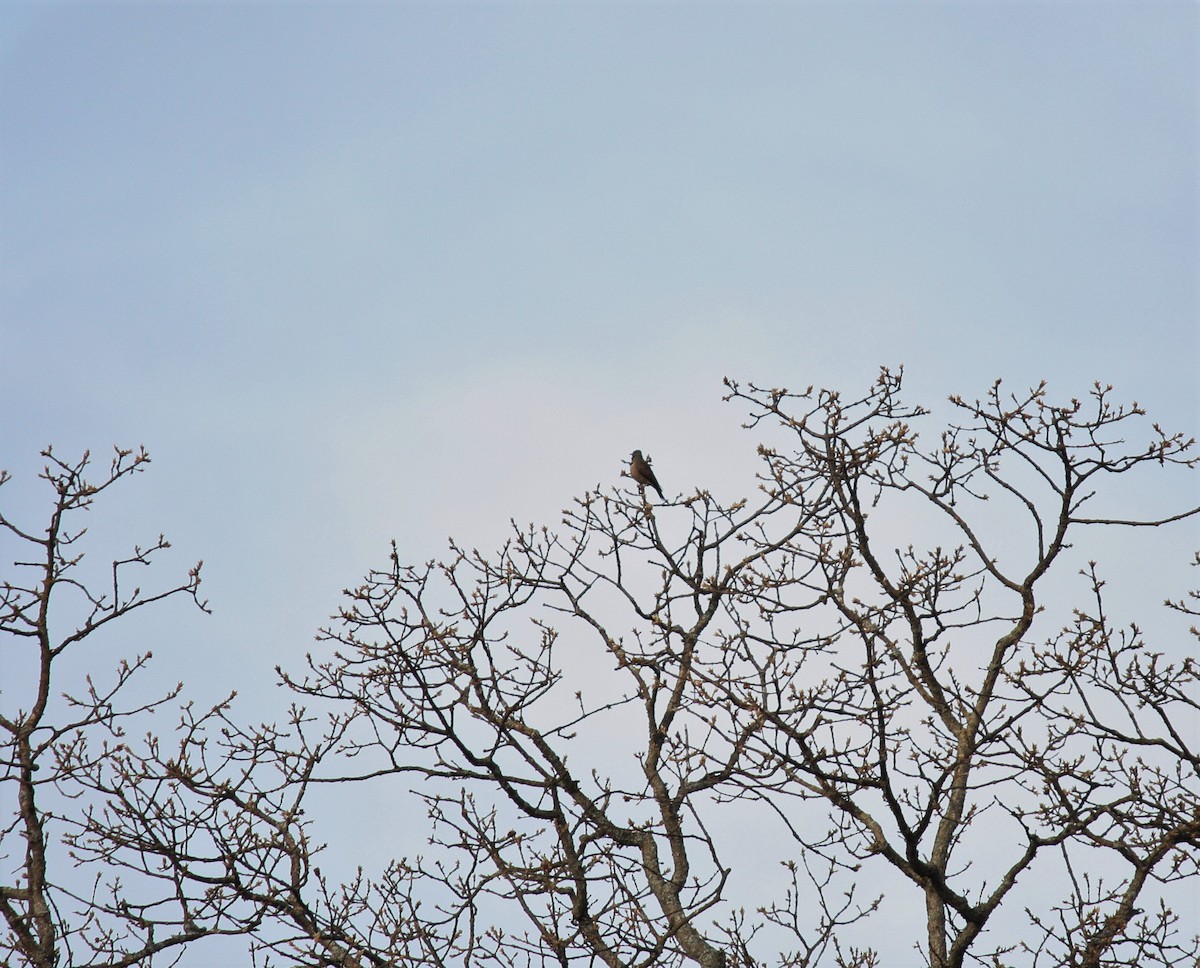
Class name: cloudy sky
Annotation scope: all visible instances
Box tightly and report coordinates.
[1,1,1197,961]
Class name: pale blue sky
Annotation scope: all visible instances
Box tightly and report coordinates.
[1,2,1198,962]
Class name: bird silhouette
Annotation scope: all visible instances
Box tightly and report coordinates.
[629,450,665,500]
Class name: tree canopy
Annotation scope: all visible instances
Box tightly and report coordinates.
[3,371,1198,968]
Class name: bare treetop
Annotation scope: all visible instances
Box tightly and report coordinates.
[4,372,1198,968]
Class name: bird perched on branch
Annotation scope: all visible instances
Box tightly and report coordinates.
[629,450,665,501]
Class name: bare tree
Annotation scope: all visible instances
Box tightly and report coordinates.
[715,374,1200,967]
[5,371,1197,968]
[0,447,222,967]
[0,447,482,968]
[275,370,1198,967]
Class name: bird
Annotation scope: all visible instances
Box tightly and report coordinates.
[629,450,665,500]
